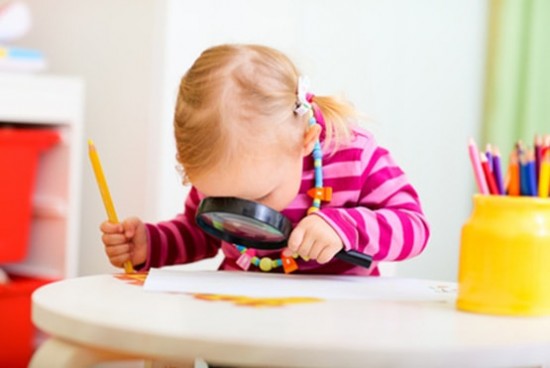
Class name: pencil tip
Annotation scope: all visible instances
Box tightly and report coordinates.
[88,139,95,147]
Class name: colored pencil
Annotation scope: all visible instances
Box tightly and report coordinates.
[480,153,499,195]
[468,138,489,194]
[526,151,537,196]
[520,151,530,196]
[535,134,542,183]
[492,147,505,195]
[485,144,493,171]
[515,140,524,157]
[88,140,135,274]
[519,150,536,196]
[507,151,520,196]
[539,150,550,198]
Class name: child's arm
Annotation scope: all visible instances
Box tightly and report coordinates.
[139,187,221,270]
[313,133,430,263]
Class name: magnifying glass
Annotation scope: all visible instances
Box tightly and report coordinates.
[196,197,373,269]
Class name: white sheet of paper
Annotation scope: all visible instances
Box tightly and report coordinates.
[143,267,457,301]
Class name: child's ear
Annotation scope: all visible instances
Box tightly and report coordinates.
[302,124,321,156]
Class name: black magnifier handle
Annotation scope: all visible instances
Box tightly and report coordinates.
[335,250,373,269]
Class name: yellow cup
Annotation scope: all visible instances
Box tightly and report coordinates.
[457,194,550,316]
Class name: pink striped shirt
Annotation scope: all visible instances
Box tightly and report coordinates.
[141,126,429,275]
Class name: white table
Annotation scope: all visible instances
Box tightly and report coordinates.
[30,272,550,368]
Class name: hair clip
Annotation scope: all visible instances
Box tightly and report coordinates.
[294,76,311,116]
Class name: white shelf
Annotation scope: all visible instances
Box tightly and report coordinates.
[0,73,84,279]
[0,72,83,125]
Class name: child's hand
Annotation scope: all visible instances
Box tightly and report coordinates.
[287,215,343,264]
[100,217,147,268]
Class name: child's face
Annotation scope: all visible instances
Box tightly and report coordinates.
[191,147,304,212]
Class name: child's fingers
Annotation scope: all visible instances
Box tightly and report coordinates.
[307,241,325,261]
[100,221,123,234]
[109,253,132,268]
[289,225,320,259]
[102,233,129,246]
[299,238,315,259]
[316,245,338,264]
[282,248,294,257]
[122,217,142,238]
[105,244,132,268]
[105,243,131,258]
[287,226,305,252]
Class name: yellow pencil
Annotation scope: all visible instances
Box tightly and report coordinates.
[540,150,550,198]
[88,140,135,273]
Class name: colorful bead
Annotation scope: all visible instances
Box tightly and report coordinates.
[307,187,332,201]
[307,206,319,215]
[282,255,298,274]
[259,257,273,272]
[236,248,256,270]
[236,253,252,270]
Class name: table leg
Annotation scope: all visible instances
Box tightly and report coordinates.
[29,337,137,368]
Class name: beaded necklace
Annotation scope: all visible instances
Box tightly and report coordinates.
[234,97,333,273]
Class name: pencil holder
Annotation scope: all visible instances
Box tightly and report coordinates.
[457,194,550,316]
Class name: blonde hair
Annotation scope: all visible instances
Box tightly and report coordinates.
[174,44,358,181]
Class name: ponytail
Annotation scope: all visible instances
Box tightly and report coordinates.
[310,95,357,153]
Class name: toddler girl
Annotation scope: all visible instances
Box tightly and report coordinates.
[101,44,430,275]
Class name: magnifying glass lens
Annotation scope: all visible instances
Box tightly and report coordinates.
[199,212,287,242]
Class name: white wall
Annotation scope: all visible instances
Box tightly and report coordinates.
[19,0,167,275]
[18,1,487,280]
[154,0,488,280]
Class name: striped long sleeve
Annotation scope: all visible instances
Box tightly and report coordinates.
[140,187,220,270]
[313,129,430,267]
